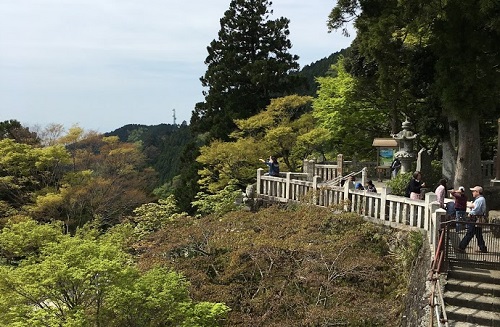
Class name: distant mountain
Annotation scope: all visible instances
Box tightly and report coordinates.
[105,123,192,185]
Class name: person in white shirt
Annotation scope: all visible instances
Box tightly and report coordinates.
[434,178,447,208]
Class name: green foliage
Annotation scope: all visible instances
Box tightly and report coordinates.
[192,184,243,218]
[139,205,420,326]
[327,0,500,188]
[0,218,63,264]
[389,231,424,281]
[294,50,348,96]
[0,220,229,326]
[196,95,315,194]
[132,195,187,238]
[313,58,387,159]
[386,172,412,196]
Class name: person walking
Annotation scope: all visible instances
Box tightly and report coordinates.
[390,158,401,178]
[450,186,468,232]
[456,185,488,253]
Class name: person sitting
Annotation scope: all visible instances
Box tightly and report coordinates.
[355,182,364,190]
[366,180,377,193]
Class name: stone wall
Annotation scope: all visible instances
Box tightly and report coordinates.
[401,234,432,327]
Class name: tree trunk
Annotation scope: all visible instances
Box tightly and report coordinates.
[454,117,482,193]
[442,118,458,187]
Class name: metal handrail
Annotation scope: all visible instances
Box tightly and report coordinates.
[428,222,450,327]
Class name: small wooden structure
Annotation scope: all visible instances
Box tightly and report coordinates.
[372,138,398,181]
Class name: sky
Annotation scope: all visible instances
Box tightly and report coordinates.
[0,0,354,133]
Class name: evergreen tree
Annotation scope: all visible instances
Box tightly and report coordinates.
[328,0,500,188]
[191,0,301,140]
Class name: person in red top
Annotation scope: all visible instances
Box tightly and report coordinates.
[450,186,468,232]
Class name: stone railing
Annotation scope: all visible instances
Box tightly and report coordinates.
[256,168,444,253]
[481,160,495,178]
[304,158,495,180]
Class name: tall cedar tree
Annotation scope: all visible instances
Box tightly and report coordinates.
[190,0,301,141]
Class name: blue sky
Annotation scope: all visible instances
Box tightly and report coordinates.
[0,0,354,133]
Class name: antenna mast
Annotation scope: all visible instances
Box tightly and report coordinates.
[173,109,177,125]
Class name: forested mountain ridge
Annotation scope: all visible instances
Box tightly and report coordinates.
[105,123,193,186]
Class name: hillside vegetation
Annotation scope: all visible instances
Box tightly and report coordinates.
[135,204,423,326]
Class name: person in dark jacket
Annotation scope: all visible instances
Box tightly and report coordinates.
[406,171,426,199]
[259,156,280,177]
[366,180,377,193]
[450,186,468,232]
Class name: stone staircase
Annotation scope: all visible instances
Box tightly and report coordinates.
[444,264,500,326]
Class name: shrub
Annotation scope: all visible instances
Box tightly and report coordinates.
[386,172,412,196]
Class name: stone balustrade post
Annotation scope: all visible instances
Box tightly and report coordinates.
[337,154,344,176]
[425,192,438,231]
[361,167,367,186]
[313,175,320,205]
[285,172,291,201]
[303,159,316,181]
[257,168,264,196]
[343,176,350,211]
[380,187,388,220]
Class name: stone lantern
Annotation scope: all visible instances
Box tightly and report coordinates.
[392,119,418,174]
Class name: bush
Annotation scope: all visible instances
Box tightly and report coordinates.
[386,172,412,196]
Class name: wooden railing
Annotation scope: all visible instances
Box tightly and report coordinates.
[256,168,444,252]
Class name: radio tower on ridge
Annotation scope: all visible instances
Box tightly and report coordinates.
[173,109,177,125]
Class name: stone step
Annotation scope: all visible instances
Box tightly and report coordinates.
[449,322,493,327]
[446,279,500,297]
[446,305,500,327]
[444,291,500,312]
[447,265,500,285]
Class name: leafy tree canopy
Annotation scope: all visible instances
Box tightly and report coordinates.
[0,219,229,326]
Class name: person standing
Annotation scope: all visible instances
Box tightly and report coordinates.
[390,158,401,178]
[259,156,280,177]
[457,186,487,253]
[434,179,447,208]
[406,171,426,200]
[450,186,468,232]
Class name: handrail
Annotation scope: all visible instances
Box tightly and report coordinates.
[323,168,364,187]
[428,221,452,327]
